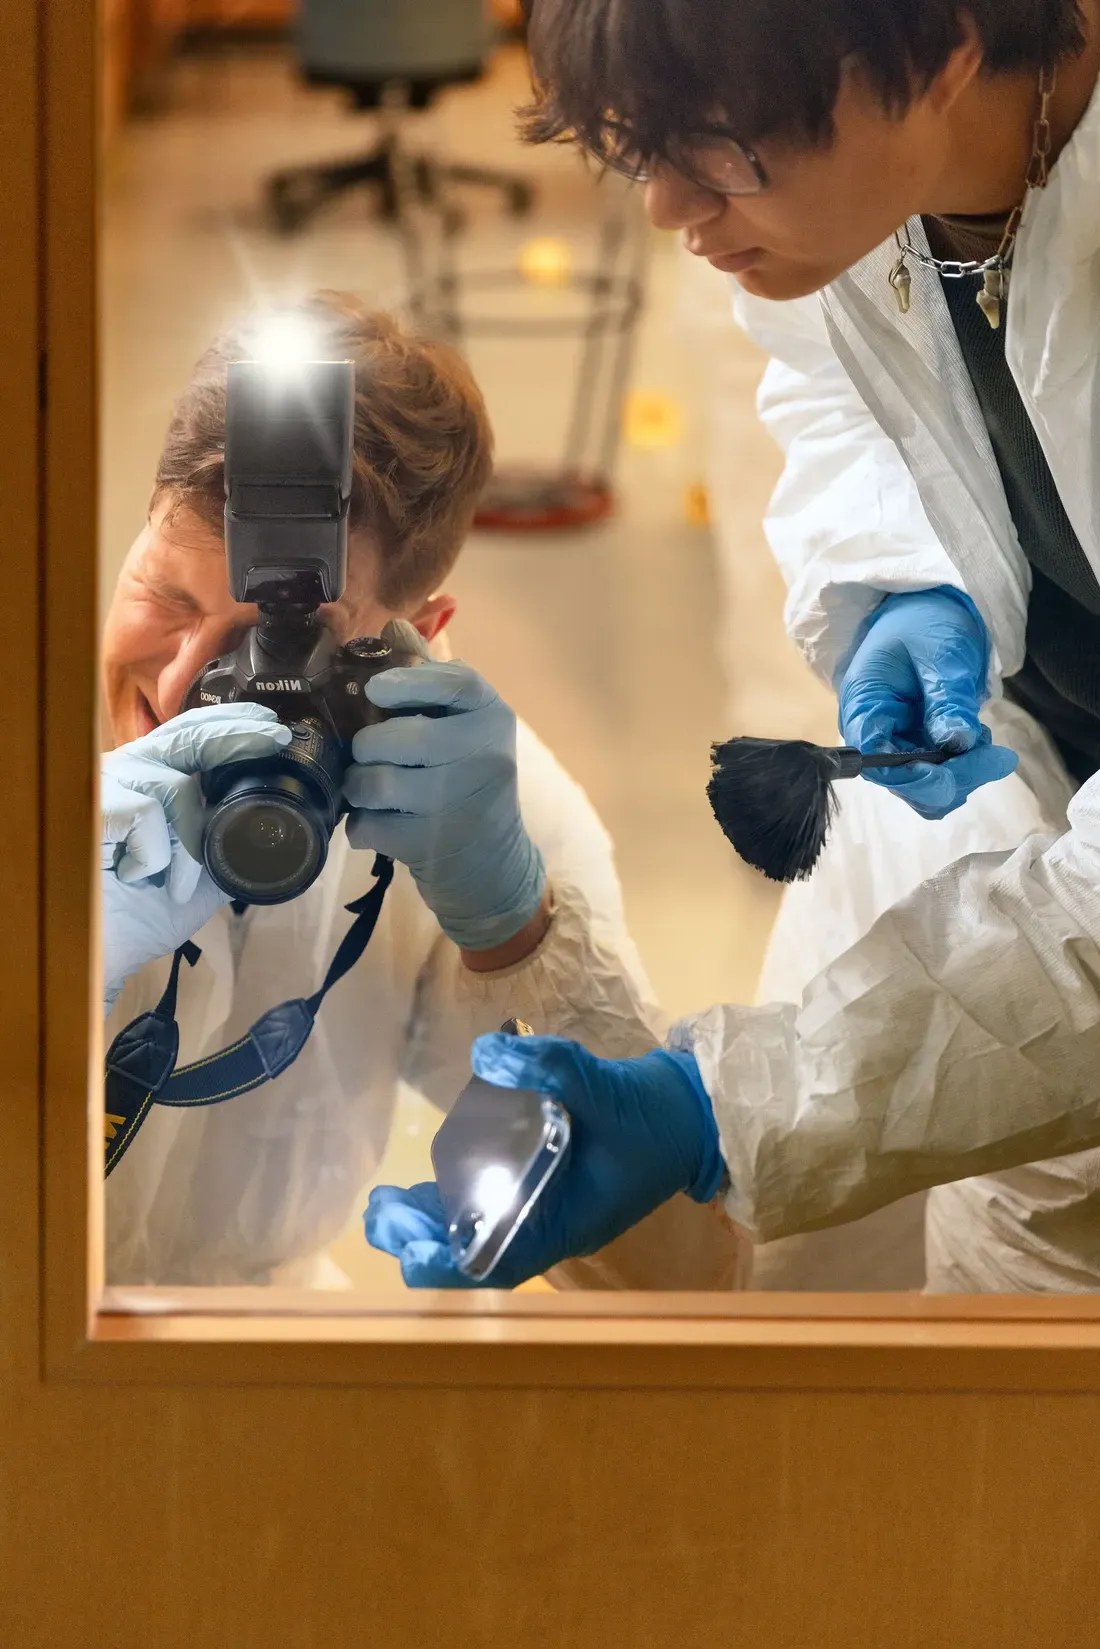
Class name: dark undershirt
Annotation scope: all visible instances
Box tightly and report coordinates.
[925,212,1100,783]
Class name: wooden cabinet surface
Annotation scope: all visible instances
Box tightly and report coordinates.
[12,3,1100,1644]
[182,0,294,24]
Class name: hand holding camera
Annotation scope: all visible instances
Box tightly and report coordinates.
[101,703,291,1010]
[343,658,547,951]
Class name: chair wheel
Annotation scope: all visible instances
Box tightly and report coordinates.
[265,174,312,236]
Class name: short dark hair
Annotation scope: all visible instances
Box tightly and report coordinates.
[153,292,493,610]
[522,0,1085,160]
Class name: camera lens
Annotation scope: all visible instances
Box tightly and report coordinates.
[199,716,344,904]
[203,786,328,904]
[221,802,314,884]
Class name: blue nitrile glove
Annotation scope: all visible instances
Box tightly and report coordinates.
[837,586,1018,819]
[365,1037,727,1288]
[343,660,546,951]
[101,704,291,1012]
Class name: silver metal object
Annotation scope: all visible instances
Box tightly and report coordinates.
[888,64,1056,329]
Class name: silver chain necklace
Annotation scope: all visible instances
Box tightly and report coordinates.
[888,64,1057,330]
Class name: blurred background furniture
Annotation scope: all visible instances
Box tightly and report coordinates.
[101,1,293,150]
[101,0,185,147]
[263,0,534,232]
[398,182,650,531]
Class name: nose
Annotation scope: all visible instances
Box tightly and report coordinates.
[158,615,249,720]
[644,169,725,232]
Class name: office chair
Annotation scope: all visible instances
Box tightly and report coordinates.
[265,0,534,233]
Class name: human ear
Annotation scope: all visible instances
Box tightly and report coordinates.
[405,591,456,642]
[925,21,984,115]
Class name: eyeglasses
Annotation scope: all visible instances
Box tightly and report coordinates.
[585,121,768,197]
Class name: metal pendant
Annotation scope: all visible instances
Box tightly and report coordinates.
[888,257,912,315]
[976,265,1008,330]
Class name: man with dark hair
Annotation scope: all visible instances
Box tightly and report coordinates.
[370,3,1100,1293]
[523,0,1089,297]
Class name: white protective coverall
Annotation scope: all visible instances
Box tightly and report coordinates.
[106,719,748,1291]
[677,76,1100,1291]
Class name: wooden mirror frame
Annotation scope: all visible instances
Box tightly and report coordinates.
[19,0,1100,1398]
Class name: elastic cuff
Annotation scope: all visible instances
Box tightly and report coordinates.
[435,841,548,952]
[657,1049,729,1204]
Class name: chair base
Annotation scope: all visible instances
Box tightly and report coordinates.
[264,133,534,234]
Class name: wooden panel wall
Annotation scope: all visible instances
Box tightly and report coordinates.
[6,3,1100,1645]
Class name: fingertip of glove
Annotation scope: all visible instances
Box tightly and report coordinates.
[365,1183,406,1213]
[927,714,981,754]
[348,722,387,762]
[471,1031,583,1094]
[988,745,1020,778]
[117,854,169,885]
[401,1242,468,1289]
[364,1188,443,1258]
[192,700,284,727]
[363,666,425,705]
[469,1031,513,1078]
[379,618,433,659]
[842,718,899,755]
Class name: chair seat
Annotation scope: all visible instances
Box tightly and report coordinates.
[298,0,491,88]
[301,64,485,112]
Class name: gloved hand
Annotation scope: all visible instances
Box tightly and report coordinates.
[837,586,1018,819]
[343,641,546,951]
[365,1036,726,1288]
[101,704,291,1012]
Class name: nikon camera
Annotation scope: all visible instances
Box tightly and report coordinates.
[182,355,424,905]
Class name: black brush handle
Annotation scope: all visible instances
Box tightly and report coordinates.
[842,746,952,772]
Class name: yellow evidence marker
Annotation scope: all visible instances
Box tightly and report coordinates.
[683,481,711,527]
[622,390,684,450]
[518,237,572,287]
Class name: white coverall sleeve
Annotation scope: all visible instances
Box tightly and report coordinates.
[670,770,1100,1243]
[731,286,966,684]
[401,721,750,1290]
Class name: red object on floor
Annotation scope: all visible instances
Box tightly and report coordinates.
[473,468,616,532]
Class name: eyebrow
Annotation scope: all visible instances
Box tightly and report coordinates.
[141,570,202,610]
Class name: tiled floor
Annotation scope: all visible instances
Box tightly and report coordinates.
[100,39,832,1287]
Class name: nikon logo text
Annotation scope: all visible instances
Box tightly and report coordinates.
[256,679,305,692]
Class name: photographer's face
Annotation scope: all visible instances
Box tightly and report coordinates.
[101,503,454,747]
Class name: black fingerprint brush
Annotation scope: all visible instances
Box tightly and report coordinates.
[707,736,953,883]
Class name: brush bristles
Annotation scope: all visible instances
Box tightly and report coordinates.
[707,737,842,883]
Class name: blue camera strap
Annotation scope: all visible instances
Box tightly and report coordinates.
[103,854,394,1176]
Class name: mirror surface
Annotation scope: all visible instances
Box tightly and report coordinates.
[101,11,1061,1308]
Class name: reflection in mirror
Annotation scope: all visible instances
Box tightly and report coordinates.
[99,6,1100,1312]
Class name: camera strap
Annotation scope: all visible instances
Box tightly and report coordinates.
[103,854,394,1176]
